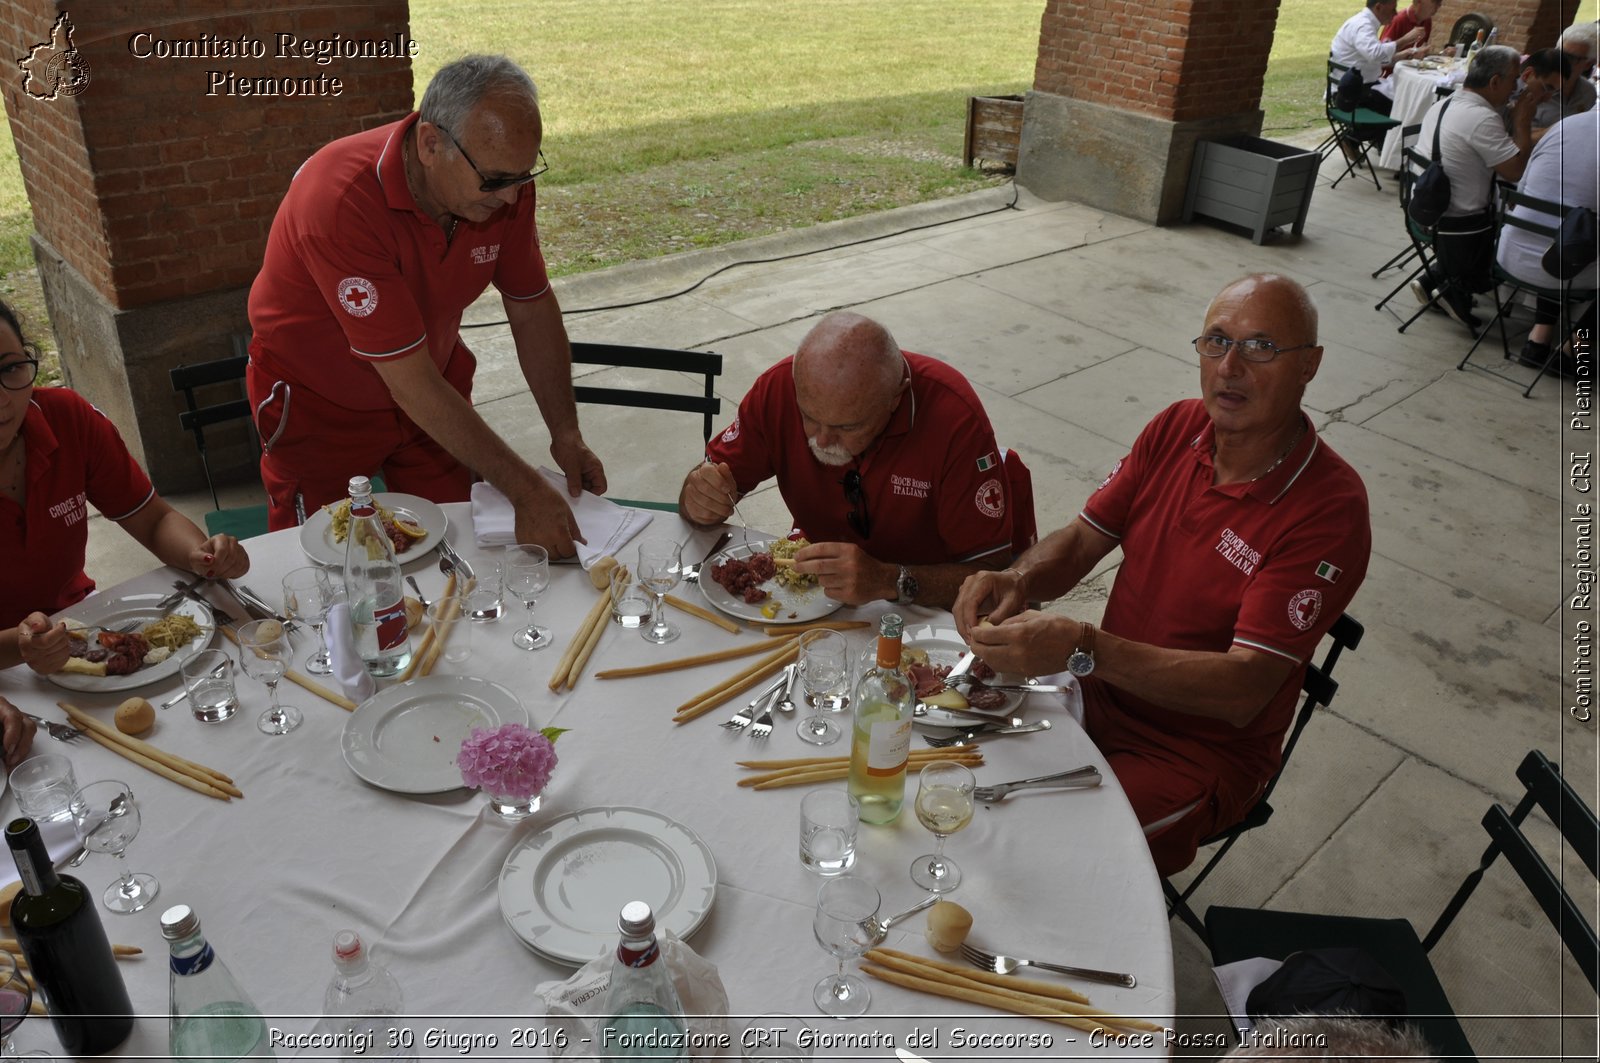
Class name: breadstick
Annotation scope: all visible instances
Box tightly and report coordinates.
[549,583,613,690]
[72,728,230,801]
[744,754,984,790]
[739,744,980,769]
[758,619,872,637]
[671,641,798,723]
[0,937,139,957]
[59,703,240,795]
[400,573,456,681]
[219,625,357,710]
[662,594,740,634]
[563,587,613,690]
[418,577,468,678]
[595,635,798,679]
[862,963,1107,1034]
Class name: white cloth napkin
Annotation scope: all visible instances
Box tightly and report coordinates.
[324,602,375,703]
[0,816,82,891]
[534,932,729,1061]
[471,473,654,568]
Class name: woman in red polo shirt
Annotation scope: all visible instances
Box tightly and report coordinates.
[0,301,250,682]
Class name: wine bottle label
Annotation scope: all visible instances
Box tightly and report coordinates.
[374,599,408,651]
[863,718,911,776]
[171,944,216,977]
[13,845,44,895]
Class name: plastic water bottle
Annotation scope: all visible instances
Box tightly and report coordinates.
[342,475,412,677]
[162,904,274,1061]
[316,930,414,1061]
[597,902,688,1061]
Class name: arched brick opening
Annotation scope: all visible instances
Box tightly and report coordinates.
[1017,0,1583,223]
[0,1,413,490]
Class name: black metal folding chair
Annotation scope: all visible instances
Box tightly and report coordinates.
[170,335,270,539]
[1320,60,1400,192]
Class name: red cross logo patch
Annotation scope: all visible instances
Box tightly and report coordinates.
[975,478,1005,519]
[337,276,379,318]
[1288,588,1322,631]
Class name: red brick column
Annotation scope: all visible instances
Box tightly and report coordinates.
[0,0,412,489]
[1449,1,1583,52]
[1020,0,1284,222]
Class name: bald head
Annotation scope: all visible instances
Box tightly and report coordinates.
[791,312,909,465]
[1207,273,1319,347]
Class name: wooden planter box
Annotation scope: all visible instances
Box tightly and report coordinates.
[1181,135,1320,245]
[963,94,1023,168]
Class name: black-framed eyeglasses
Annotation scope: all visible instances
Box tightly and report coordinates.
[441,126,548,192]
[0,358,39,391]
[841,470,871,538]
[1192,336,1317,364]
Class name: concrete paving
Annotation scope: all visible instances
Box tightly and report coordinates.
[86,151,1596,1058]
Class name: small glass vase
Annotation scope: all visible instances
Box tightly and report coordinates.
[484,791,542,821]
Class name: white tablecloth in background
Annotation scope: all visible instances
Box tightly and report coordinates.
[0,505,1174,1059]
[1378,59,1464,170]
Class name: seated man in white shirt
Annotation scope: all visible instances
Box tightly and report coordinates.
[1330,0,1427,149]
[1409,46,1549,332]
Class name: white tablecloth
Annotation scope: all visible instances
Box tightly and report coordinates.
[1378,59,1464,170]
[0,506,1174,1059]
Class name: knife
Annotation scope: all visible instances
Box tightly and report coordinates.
[174,580,243,627]
[925,719,1052,746]
[156,573,210,611]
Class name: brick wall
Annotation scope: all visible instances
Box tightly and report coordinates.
[1446,1,1584,52]
[0,0,413,311]
[1033,0,1282,124]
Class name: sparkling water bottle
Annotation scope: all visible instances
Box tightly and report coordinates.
[316,930,414,1061]
[163,904,274,1061]
[342,476,412,677]
[597,902,688,1061]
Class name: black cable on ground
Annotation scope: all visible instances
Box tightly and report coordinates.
[461,177,1022,328]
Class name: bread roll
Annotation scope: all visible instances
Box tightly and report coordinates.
[403,596,425,630]
[115,697,156,736]
[925,900,973,952]
[589,555,619,589]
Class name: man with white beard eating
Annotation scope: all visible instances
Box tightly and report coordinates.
[678,311,1031,608]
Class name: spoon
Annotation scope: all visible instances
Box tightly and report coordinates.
[866,894,940,944]
[771,663,798,714]
[58,794,130,868]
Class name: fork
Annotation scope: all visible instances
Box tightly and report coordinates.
[21,712,82,743]
[723,670,788,731]
[438,538,475,582]
[924,720,1049,747]
[747,701,774,739]
[971,765,1101,802]
[682,531,732,586]
[958,941,1136,988]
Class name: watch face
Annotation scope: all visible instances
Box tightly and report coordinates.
[1067,650,1095,677]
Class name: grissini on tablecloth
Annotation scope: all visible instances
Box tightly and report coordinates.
[662,594,741,634]
[595,635,798,679]
[59,702,240,798]
[757,618,871,637]
[1,937,140,957]
[418,575,470,678]
[738,744,981,770]
[57,707,232,801]
[400,572,456,681]
[738,747,983,789]
[550,580,614,691]
[218,624,357,711]
[671,640,799,724]
[562,585,614,691]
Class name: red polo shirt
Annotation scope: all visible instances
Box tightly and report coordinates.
[706,353,1013,565]
[1080,399,1370,796]
[1,389,154,628]
[246,112,551,411]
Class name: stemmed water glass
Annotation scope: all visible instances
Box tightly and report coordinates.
[68,780,156,915]
[811,876,879,1018]
[635,538,683,645]
[910,760,976,892]
[281,566,334,676]
[505,544,551,650]
[796,629,849,745]
[0,952,48,1059]
[236,619,304,735]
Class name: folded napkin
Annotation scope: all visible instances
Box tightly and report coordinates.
[471,473,654,568]
[325,602,376,703]
[534,932,728,1061]
[0,816,81,891]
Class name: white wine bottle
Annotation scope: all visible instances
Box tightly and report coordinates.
[848,613,914,824]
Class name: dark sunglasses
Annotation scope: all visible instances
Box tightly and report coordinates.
[841,470,871,538]
[441,126,547,193]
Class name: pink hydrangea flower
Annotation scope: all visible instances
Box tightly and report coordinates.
[457,723,564,799]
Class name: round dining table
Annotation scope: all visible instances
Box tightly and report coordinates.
[1377,57,1464,171]
[0,504,1176,1060]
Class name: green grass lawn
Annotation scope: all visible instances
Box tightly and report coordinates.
[1,0,1595,328]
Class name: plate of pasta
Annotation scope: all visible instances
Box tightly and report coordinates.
[299,493,448,567]
[47,593,215,693]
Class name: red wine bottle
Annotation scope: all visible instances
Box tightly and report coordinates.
[5,817,134,1054]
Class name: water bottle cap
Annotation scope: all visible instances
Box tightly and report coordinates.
[160,904,200,939]
[333,929,365,964]
[348,475,372,497]
[618,900,655,937]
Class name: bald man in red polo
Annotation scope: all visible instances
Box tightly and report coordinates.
[953,275,1371,876]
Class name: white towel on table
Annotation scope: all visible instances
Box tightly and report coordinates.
[324,602,375,703]
[471,472,653,568]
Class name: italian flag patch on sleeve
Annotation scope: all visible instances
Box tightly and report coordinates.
[1315,561,1342,583]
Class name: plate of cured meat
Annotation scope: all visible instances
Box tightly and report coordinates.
[47,593,215,693]
[902,623,1024,727]
[697,537,844,624]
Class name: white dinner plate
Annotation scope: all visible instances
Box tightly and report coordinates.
[498,805,717,966]
[47,593,215,693]
[697,538,844,624]
[300,493,448,568]
[341,676,529,794]
[903,623,1025,728]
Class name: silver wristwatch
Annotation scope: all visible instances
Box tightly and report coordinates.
[894,565,919,605]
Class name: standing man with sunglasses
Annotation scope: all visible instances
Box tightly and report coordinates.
[679,311,1031,609]
[953,275,1370,877]
[247,55,604,556]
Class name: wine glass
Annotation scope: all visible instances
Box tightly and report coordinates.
[68,780,157,915]
[236,619,304,735]
[505,544,551,650]
[811,876,879,1018]
[635,538,683,645]
[0,952,48,1060]
[910,760,976,892]
[796,630,849,745]
[281,566,334,675]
